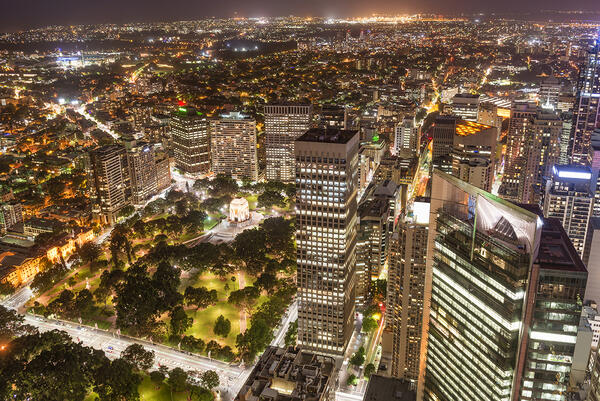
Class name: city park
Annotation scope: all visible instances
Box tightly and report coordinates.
[22,175,298,400]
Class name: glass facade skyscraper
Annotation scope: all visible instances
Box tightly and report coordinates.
[420,171,587,401]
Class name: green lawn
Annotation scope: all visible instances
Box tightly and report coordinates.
[183,272,243,350]
[186,302,241,350]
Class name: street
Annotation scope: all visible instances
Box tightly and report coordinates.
[1,284,303,400]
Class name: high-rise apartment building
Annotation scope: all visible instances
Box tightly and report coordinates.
[90,144,130,225]
[543,165,594,263]
[569,38,600,165]
[421,170,587,401]
[211,112,258,181]
[500,103,561,204]
[126,142,158,205]
[171,108,210,176]
[0,203,23,234]
[265,104,312,183]
[394,117,419,156]
[295,128,359,355]
[387,198,429,382]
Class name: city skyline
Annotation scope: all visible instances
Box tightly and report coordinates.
[2,2,600,32]
[1,9,600,401]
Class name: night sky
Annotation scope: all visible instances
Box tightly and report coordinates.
[1,0,600,31]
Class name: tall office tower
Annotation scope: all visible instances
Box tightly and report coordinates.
[90,145,130,225]
[319,105,348,129]
[539,76,561,108]
[358,136,386,200]
[211,112,258,181]
[126,142,158,205]
[450,93,480,121]
[355,198,390,308]
[421,171,586,401]
[431,116,497,191]
[421,171,540,401]
[387,199,429,382]
[171,108,210,176]
[394,117,419,156]
[500,103,561,204]
[516,215,587,400]
[569,38,600,165]
[295,128,359,355]
[590,129,600,216]
[0,203,23,234]
[587,218,600,303]
[560,112,573,165]
[264,104,312,183]
[543,165,594,263]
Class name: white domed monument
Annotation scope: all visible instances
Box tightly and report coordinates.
[229,198,251,226]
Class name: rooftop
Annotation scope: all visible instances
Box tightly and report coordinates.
[455,120,494,136]
[536,217,587,273]
[552,165,593,182]
[363,375,416,401]
[296,128,358,144]
[235,346,334,401]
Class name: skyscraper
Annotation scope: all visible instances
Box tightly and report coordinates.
[421,171,540,401]
[500,103,561,204]
[420,170,587,401]
[569,38,600,165]
[355,197,389,308]
[295,128,359,355]
[543,165,594,263]
[387,198,429,382]
[210,112,258,181]
[590,129,600,216]
[265,104,312,183]
[171,107,210,176]
[516,217,587,400]
[126,142,158,205]
[90,144,130,225]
